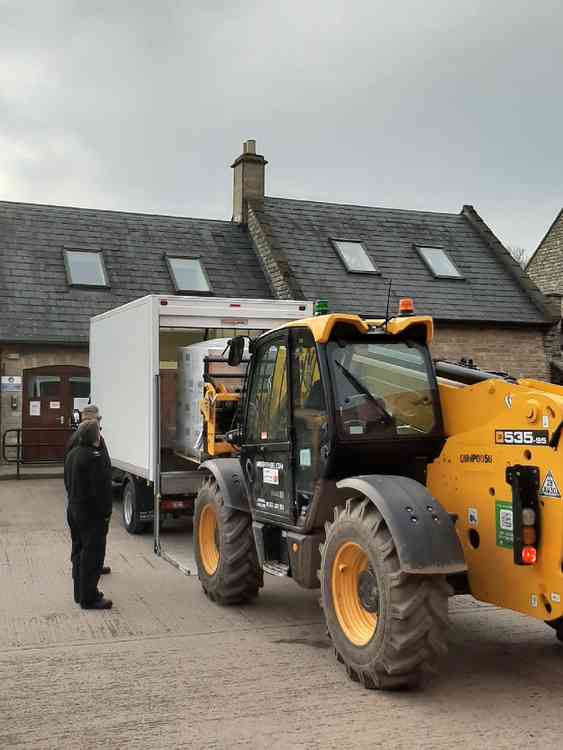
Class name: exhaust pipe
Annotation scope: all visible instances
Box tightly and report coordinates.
[434,360,513,385]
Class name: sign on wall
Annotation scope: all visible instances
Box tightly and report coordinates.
[1,376,22,392]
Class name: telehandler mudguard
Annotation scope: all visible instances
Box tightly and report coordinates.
[336,475,467,575]
[199,458,250,513]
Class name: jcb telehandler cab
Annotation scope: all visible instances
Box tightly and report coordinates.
[194,303,563,689]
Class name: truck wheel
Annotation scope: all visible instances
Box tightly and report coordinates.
[320,498,450,690]
[194,480,262,604]
[122,477,149,535]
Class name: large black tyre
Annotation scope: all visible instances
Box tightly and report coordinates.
[320,497,450,690]
[122,477,150,535]
[194,480,262,605]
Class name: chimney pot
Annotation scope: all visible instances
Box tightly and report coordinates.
[244,139,256,154]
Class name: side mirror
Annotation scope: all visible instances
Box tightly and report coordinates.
[228,336,245,367]
[225,428,242,447]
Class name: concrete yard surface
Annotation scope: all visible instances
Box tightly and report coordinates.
[1,478,563,749]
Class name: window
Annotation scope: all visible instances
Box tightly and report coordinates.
[416,246,463,279]
[166,256,212,294]
[331,239,378,273]
[64,249,108,287]
[291,329,328,495]
[69,376,91,399]
[327,339,439,439]
[245,339,289,443]
[27,375,61,399]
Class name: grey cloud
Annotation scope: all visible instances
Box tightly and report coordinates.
[0,0,561,250]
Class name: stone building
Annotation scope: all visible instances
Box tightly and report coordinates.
[527,208,563,296]
[0,140,558,461]
[526,207,563,379]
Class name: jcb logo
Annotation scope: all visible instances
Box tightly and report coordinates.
[495,429,548,446]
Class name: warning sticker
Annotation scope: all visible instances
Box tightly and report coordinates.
[540,470,561,499]
[468,508,479,526]
[495,501,513,548]
[263,467,279,485]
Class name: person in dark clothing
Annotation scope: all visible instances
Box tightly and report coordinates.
[64,419,113,610]
[65,404,112,576]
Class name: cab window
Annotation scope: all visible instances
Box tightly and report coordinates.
[246,339,289,443]
[291,329,329,496]
[327,339,438,439]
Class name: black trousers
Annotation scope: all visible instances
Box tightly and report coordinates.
[67,508,108,605]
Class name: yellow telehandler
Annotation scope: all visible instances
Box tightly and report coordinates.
[193,300,563,689]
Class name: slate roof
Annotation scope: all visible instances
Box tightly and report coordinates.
[0,200,272,343]
[252,197,552,325]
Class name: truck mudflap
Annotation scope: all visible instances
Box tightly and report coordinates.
[336,475,467,575]
[198,458,250,513]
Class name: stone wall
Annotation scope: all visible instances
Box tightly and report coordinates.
[431,323,552,381]
[527,209,563,296]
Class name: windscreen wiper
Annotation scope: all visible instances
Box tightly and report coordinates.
[334,360,393,424]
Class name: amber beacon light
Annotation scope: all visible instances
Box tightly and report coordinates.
[398,298,414,316]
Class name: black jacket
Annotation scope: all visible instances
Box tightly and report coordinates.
[64,445,113,520]
[65,431,111,467]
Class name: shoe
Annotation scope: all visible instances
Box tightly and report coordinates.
[101,566,111,575]
[81,597,113,610]
[76,590,103,604]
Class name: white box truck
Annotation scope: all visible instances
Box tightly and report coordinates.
[89,294,313,562]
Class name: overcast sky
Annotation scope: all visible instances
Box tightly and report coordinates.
[1,0,561,254]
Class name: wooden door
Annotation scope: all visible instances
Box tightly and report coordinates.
[22,365,90,462]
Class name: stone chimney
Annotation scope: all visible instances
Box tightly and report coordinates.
[231,139,268,224]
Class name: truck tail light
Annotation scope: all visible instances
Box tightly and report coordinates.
[161,499,192,512]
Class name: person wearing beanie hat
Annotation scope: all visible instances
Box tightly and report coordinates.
[65,404,112,576]
[64,419,114,609]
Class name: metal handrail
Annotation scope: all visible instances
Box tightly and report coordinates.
[2,428,66,479]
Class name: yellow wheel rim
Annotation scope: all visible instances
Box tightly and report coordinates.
[199,503,220,576]
[332,541,377,646]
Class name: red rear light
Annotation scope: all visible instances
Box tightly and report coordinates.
[160,499,191,511]
[230,303,241,307]
[521,546,537,565]
[160,299,168,306]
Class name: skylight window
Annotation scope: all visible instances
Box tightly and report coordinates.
[64,249,108,287]
[416,246,463,279]
[166,256,212,293]
[331,240,378,273]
